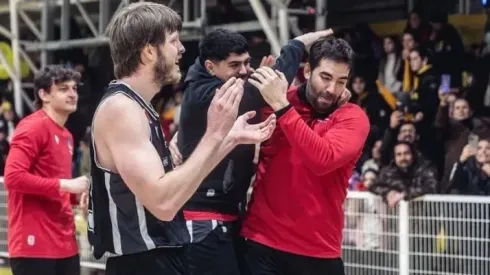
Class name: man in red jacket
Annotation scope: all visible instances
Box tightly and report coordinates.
[244,37,370,275]
[4,65,89,275]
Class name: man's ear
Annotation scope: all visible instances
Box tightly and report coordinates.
[303,63,312,80]
[140,44,156,65]
[38,88,49,104]
[204,60,215,76]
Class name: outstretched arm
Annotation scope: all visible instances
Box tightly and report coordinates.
[98,78,275,221]
[98,78,243,221]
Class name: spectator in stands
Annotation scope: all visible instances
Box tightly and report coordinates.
[378,35,403,93]
[407,46,440,126]
[404,10,432,44]
[380,112,422,165]
[435,93,490,192]
[350,75,392,132]
[369,141,438,208]
[447,138,490,195]
[428,11,464,87]
[401,32,418,92]
[362,139,383,174]
[2,109,18,142]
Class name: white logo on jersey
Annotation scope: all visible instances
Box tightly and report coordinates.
[54,135,59,144]
[27,235,35,246]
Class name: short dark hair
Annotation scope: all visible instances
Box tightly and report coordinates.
[308,36,355,70]
[108,2,182,79]
[410,46,432,63]
[34,65,81,108]
[394,141,415,154]
[199,29,248,64]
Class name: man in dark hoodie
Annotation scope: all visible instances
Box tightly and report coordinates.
[172,28,335,275]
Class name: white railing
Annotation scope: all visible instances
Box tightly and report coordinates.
[344,192,490,275]
[0,178,488,274]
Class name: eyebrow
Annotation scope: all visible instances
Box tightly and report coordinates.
[229,58,250,65]
[320,72,348,80]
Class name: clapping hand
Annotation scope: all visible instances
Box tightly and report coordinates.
[207,77,244,140]
[228,111,276,144]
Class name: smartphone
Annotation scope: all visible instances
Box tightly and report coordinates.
[441,74,451,93]
[468,133,479,148]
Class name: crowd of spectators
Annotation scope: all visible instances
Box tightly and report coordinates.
[343,10,490,203]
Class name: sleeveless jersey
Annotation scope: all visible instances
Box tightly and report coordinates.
[87,81,189,259]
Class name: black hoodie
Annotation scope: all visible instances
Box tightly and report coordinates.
[178,39,305,215]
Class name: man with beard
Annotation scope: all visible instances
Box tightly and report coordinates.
[171,28,336,275]
[369,141,438,208]
[87,3,276,275]
[242,37,369,275]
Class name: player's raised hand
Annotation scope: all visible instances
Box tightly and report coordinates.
[228,111,276,144]
[206,77,244,139]
[249,67,289,111]
[294,28,334,50]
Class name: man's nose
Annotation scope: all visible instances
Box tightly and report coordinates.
[239,65,248,75]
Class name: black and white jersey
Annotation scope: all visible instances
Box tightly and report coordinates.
[87,81,189,259]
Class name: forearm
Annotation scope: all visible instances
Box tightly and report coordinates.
[435,105,449,129]
[278,107,369,175]
[273,40,305,84]
[158,133,236,214]
[4,169,60,196]
[4,149,61,196]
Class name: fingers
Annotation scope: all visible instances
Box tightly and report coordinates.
[251,67,279,84]
[79,192,88,208]
[241,111,257,121]
[221,77,237,93]
[230,82,244,109]
[169,143,182,166]
[319,28,334,37]
[259,66,276,78]
[248,78,263,90]
[260,119,276,141]
[275,70,287,82]
[258,113,276,128]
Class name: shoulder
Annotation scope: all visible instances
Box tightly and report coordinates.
[334,103,370,126]
[94,93,148,140]
[13,111,49,139]
[96,93,144,120]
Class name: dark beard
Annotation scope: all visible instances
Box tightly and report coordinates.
[305,81,339,117]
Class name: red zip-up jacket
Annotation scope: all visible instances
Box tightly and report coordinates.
[242,85,370,258]
[4,110,78,258]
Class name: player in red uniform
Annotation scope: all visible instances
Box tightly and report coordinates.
[4,65,89,275]
[244,37,369,275]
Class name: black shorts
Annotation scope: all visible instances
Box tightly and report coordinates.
[245,240,345,275]
[10,254,80,275]
[106,247,188,275]
[187,220,249,275]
